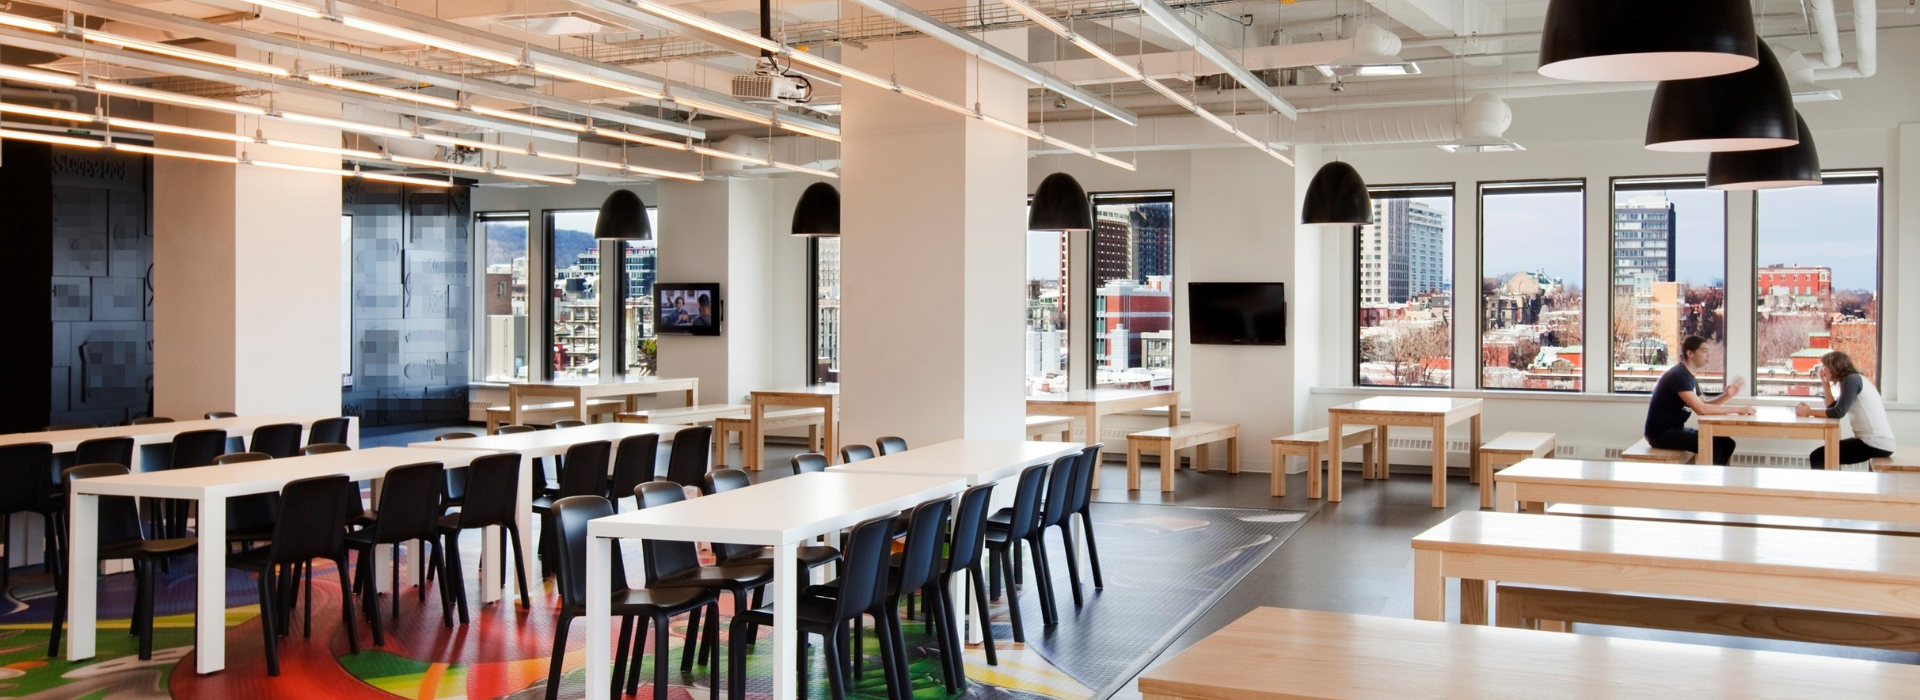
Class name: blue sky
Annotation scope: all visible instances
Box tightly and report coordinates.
[1483,190,1584,281]
[1756,182,1880,291]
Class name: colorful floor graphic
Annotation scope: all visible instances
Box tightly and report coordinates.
[0,503,1307,700]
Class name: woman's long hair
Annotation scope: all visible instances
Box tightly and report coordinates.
[1822,351,1862,381]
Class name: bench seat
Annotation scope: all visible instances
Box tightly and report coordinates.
[1476,432,1556,508]
[616,404,747,425]
[713,408,832,470]
[1126,422,1238,493]
[1872,446,1920,472]
[1025,414,1072,441]
[484,399,623,432]
[1543,503,1920,537]
[1270,425,1375,499]
[1495,583,1920,651]
[1620,438,1691,463]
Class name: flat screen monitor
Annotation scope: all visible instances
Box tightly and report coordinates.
[656,283,722,336]
[1188,282,1286,346]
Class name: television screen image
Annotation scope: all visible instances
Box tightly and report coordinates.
[656,283,722,336]
[1188,282,1286,345]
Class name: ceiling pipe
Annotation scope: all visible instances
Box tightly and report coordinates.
[1130,0,1298,119]
[1038,24,1400,84]
[1811,0,1879,79]
[1804,0,1847,68]
[1289,92,1510,146]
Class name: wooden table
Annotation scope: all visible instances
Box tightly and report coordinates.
[1493,458,1920,526]
[583,472,964,700]
[747,385,839,470]
[505,376,700,425]
[1326,397,1481,507]
[1410,511,1920,627]
[1696,405,1840,469]
[1136,607,1920,700]
[66,446,503,675]
[413,422,689,460]
[1026,389,1180,489]
[0,414,355,473]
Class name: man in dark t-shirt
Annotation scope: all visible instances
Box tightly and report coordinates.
[1644,336,1753,465]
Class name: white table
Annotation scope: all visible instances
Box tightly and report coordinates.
[0,415,357,472]
[828,439,1085,645]
[584,472,966,700]
[66,445,500,675]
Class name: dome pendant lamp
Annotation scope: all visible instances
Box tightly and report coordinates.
[593,189,652,240]
[1301,161,1372,225]
[1707,112,1822,190]
[791,182,840,236]
[1537,0,1758,82]
[1028,172,1093,232]
[1645,39,1798,152]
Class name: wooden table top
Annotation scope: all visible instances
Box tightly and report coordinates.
[1696,405,1838,428]
[1025,388,1176,405]
[510,376,697,389]
[1328,396,1480,416]
[1136,607,1920,700]
[752,384,840,398]
[1497,458,1920,502]
[413,423,688,456]
[1412,511,1920,585]
[588,472,962,545]
[826,439,1082,485]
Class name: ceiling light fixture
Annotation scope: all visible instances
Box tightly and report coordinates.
[0,13,60,32]
[593,127,687,150]
[0,65,78,86]
[338,16,523,66]
[274,111,416,139]
[593,190,652,240]
[774,119,843,143]
[107,116,254,143]
[262,138,383,159]
[1645,39,1797,152]
[307,73,459,108]
[672,94,774,126]
[0,102,91,121]
[472,105,587,132]
[0,127,104,148]
[490,168,575,185]
[388,154,488,174]
[769,161,839,179]
[791,182,839,236]
[1707,112,1821,190]
[253,0,326,19]
[1538,0,1757,82]
[618,0,783,53]
[112,141,241,164]
[96,82,267,115]
[357,169,455,187]
[1301,161,1372,225]
[78,29,291,76]
[1028,172,1093,231]
[530,64,665,100]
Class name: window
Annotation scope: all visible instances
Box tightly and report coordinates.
[1479,180,1586,391]
[1356,185,1453,388]
[341,214,353,384]
[808,236,840,385]
[1609,178,1726,393]
[545,210,600,379]
[478,211,530,382]
[1090,192,1174,390]
[1026,226,1070,396]
[619,208,660,375]
[1754,171,1882,396]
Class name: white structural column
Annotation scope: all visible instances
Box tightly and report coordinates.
[839,35,1030,448]
[657,178,775,407]
[151,95,344,420]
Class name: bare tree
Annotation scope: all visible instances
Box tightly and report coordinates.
[1757,314,1827,367]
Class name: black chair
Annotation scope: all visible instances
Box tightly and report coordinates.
[791,453,829,475]
[158,430,227,538]
[831,497,951,692]
[439,452,533,622]
[608,434,661,509]
[215,453,280,551]
[0,444,60,592]
[634,482,773,670]
[437,431,478,441]
[840,445,876,463]
[703,469,840,573]
[248,423,304,459]
[533,440,612,574]
[552,419,588,429]
[301,443,352,456]
[74,437,134,467]
[876,437,908,456]
[988,450,1093,610]
[660,426,713,489]
[129,416,173,425]
[44,423,93,431]
[432,432,478,515]
[984,462,1050,642]
[728,512,903,700]
[1062,443,1106,592]
[204,411,238,420]
[939,482,999,671]
[308,417,352,446]
[216,452,271,465]
[551,495,719,700]
[226,474,360,676]
[347,461,451,645]
[496,425,553,498]
[50,463,196,660]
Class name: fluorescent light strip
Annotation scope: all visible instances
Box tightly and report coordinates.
[531,65,664,100]
[491,168,574,185]
[0,102,92,121]
[249,157,452,188]
[112,141,240,164]
[595,128,689,150]
[358,170,453,187]
[107,116,255,143]
[786,51,892,91]
[307,73,459,108]
[671,95,773,126]
[422,133,528,155]
[472,105,588,132]
[0,127,104,148]
[775,119,843,143]
[770,161,838,179]
[254,0,326,19]
[96,82,267,115]
[690,145,767,165]
[623,163,704,182]
[977,112,1042,140]
[389,154,487,174]
[0,13,60,32]
[338,16,522,66]
[622,0,782,53]
[1092,152,1135,171]
[78,28,290,76]
[534,150,627,172]
[275,111,415,139]
[0,65,77,86]
[263,138,383,159]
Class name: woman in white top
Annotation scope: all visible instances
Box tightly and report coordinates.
[1794,350,1895,469]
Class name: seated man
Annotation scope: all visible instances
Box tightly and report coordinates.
[1644,336,1753,465]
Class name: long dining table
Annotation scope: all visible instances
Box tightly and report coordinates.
[0,414,356,472]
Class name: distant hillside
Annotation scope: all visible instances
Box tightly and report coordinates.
[485,228,598,269]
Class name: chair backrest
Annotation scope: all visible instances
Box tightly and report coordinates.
[308,417,352,446]
[876,437,908,455]
[1037,454,1078,529]
[496,424,536,435]
[1066,443,1104,513]
[945,482,996,573]
[301,443,352,456]
[456,453,525,528]
[634,482,703,584]
[552,495,629,608]
[791,453,829,475]
[840,445,876,463]
[608,434,661,504]
[249,423,304,459]
[894,497,952,595]
[74,437,135,468]
[44,422,93,431]
[266,475,349,564]
[553,419,588,429]
[0,443,53,515]
[168,430,228,470]
[66,463,145,546]
[832,513,901,622]
[1000,462,1051,541]
[436,432,478,442]
[662,425,712,488]
[370,461,445,543]
[703,468,750,496]
[214,452,272,465]
[204,411,238,420]
[557,440,613,498]
[130,416,174,425]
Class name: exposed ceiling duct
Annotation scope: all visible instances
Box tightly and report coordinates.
[1039,24,1401,85]
[1292,92,1512,147]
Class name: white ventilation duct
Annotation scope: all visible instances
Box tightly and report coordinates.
[1802,0,1879,80]
[1040,23,1401,85]
[1293,92,1511,146]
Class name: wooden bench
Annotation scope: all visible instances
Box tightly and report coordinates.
[1494,583,1920,650]
[1475,432,1555,509]
[1412,511,1920,626]
[1872,445,1920,472]
[1126,422,1238,492]
[484,399,622,433]
[615,404,747,425]
[1269,425,1375,499]
[1025,414,1072,441]
[1619,438,1691,463]
[713,408,829,470]
[1543,503,1920,537]
[1135,606,1920,700]
[1492,458,1920,527]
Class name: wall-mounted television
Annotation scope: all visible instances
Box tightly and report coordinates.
[656,283,722,336]
[1188,282,1286,346]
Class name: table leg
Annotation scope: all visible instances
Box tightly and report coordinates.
[1087,410,1104,489]
[1166,398,1180,428]
[1126,442,1142,491]
[195,497,226,673]
[771,543,799,700]
[1494,481,1519,514]
[1228,436,1240,474]
[574,388,590,423]
[480,524,502,604]
[584,535,613,700]
[1461,579,1489,625]
[1697,423,1715,465]
[66,494,99,663]
[1478,454,1494,510]
[1160,444,1175,493]
[1269,443,1285,498]
[508,386,523,427]
[1469,414,1482,479]
[1430,419,1447,509]
[1826,427,1840,471]
[751,397,769,468]
[1413,549,1445,622]
[1327,414,1344,502]
[1195,442,1209,473]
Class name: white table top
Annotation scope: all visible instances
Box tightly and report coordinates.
[826,439,1082,485]
[413,423,689,457]
[0,414,340,452]
[69,446,496,500]
[589,472,964,545]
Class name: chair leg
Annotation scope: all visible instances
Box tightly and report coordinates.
[1078,510,1105,589]
[444,532,471,624]
[392,543,403,619]
[969,564,998,665]
[653,612,671,700]
[681,598,703,676]
[258,567,282,676]
[47,550,68,658]
[987,549,1002,602]
[928,584,960,692]
[707,605,722,700]
[626,615,650,698]
[1056,523,1084,607]
[362,549,385,646]
[304,561,316,639]
[727,617,750,700]
[333,557,360,655]
[1026,538,1058,625]
[546,613,574,700]
[430,541,455,627]
[612,616,634,699]
[506,524,533,608]
[996,550,1025,644]
[137,560,158,660]
[823,628,849,700]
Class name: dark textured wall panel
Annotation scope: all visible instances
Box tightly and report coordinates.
[342,181,471,427]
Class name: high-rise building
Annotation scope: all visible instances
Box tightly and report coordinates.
[1613,195,1676,286]
[1130,201,1173,280]
[1092,208,1130,291]
[1359,199,1446,305]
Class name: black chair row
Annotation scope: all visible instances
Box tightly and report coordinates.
[987,444,1106,633]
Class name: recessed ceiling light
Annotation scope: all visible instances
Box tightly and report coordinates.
[1791,88,1842,103]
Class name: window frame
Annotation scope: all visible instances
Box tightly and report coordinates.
[1354,182,1456,389]
[472,209,531,384]
[542,208,601,382]
[1605,175,1731,394]
[806,235,840,386]
[613,207,659,376]
[1476,178,1589,393]
[1087,190,1177,392]
[1749,168,1885,394]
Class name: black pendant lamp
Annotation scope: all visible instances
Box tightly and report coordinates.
[593,189,651,240]
[1301,161,1372,225]
[791,182,840,236]
[1028,172,1093,232]
[1708,113,1822,190]
[1538,0,1758,82]
[1646,40,1797,153]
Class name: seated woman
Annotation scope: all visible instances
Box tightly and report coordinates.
[1645,336,1753,465]
[1795,350,1894,469]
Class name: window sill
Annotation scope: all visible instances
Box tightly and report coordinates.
[1310,385,1920,412]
